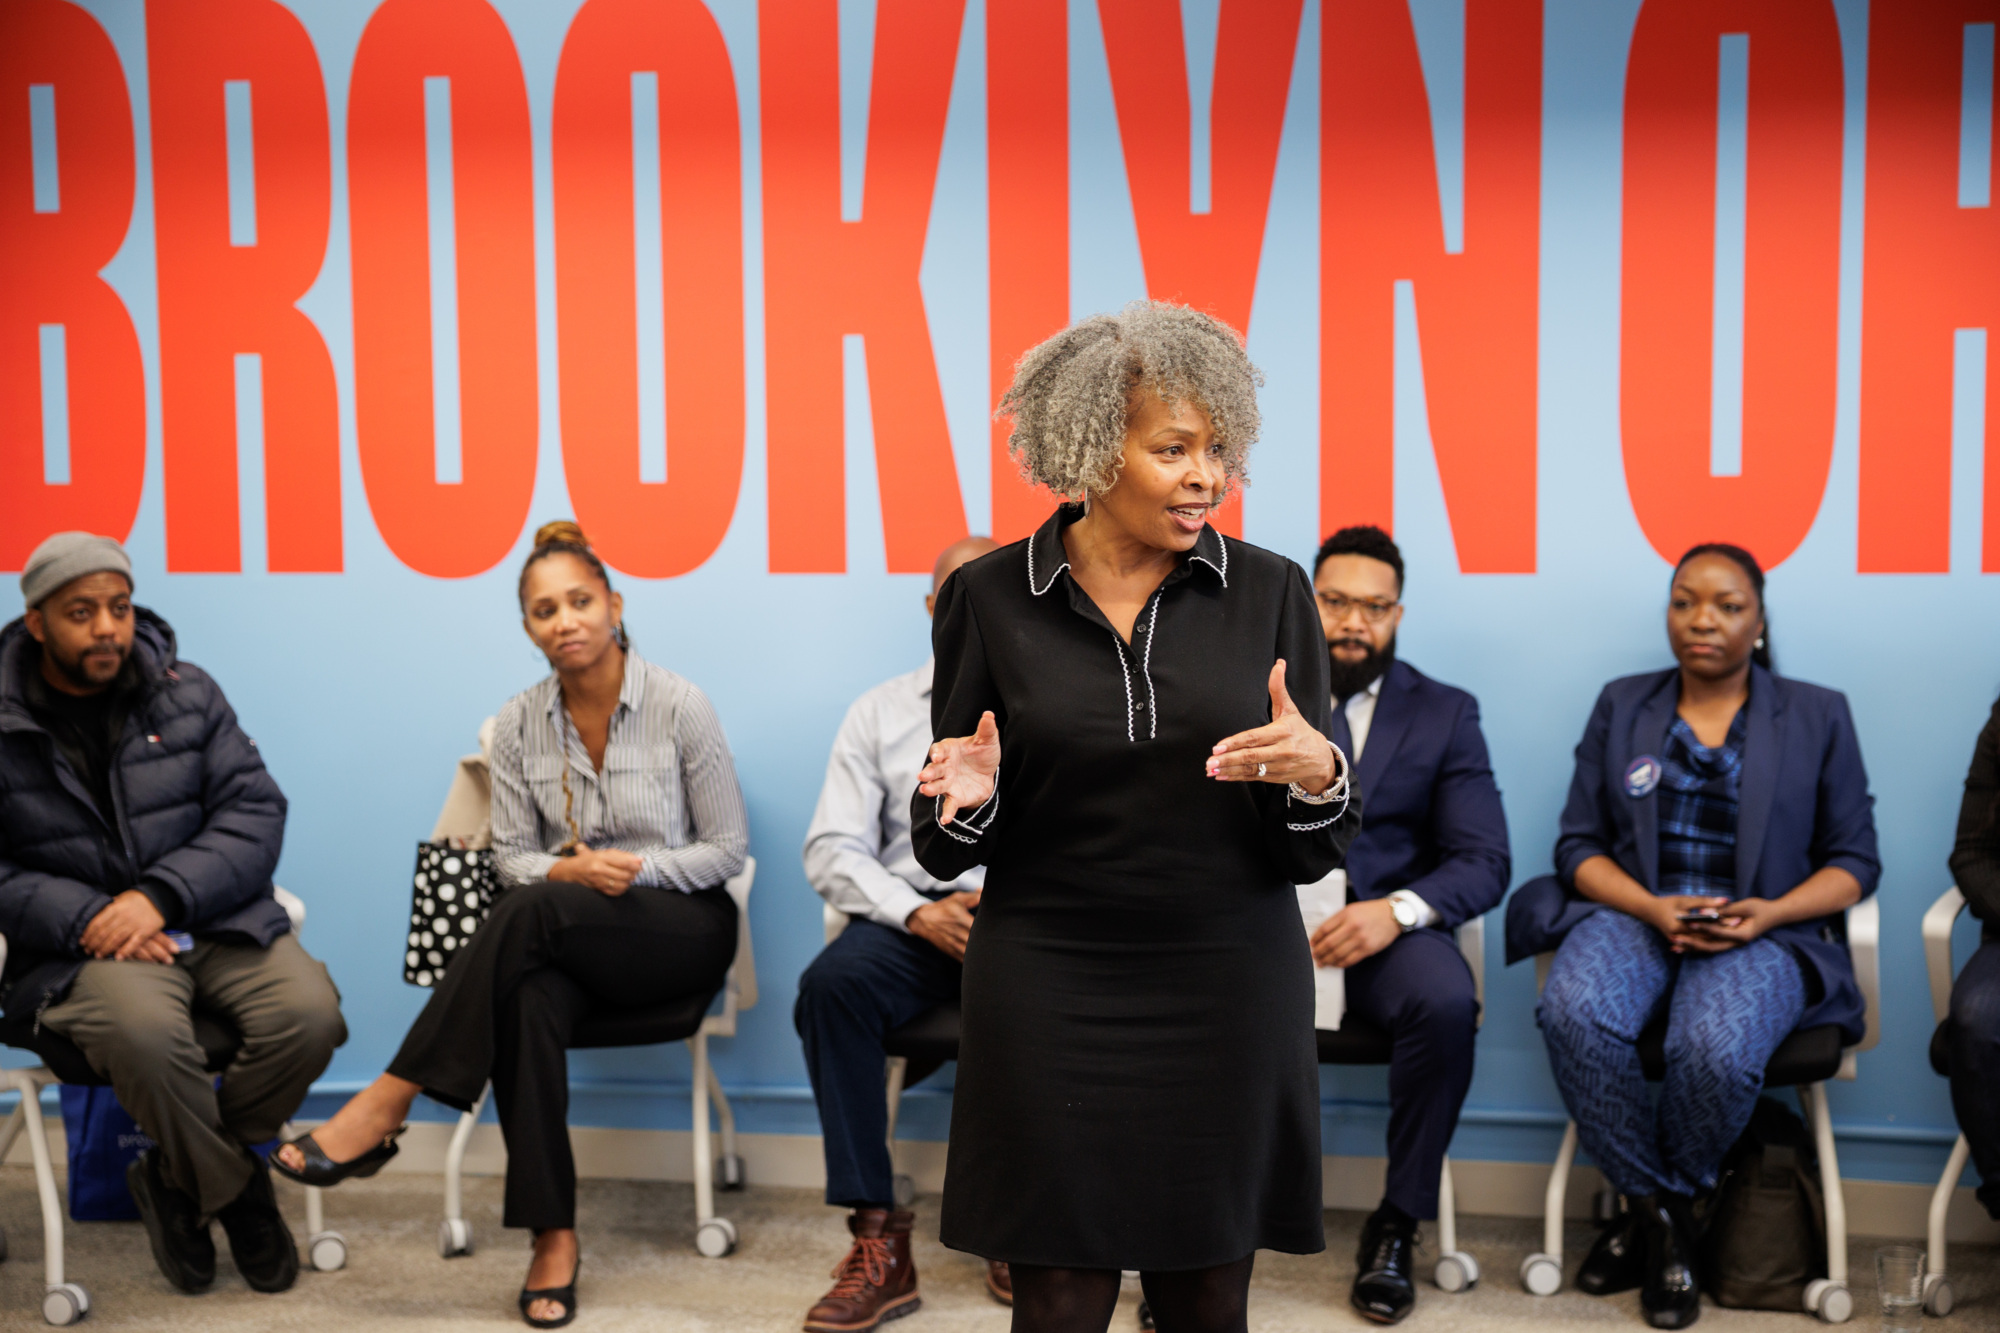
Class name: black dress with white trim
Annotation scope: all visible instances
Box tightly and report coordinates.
[912,503,1361,1271]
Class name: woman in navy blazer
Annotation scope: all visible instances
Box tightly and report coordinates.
[1523,545,1878,1330]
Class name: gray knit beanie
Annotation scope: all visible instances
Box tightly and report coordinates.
[20,532,133,609]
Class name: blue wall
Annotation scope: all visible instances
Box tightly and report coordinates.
[4,0,1989,1189]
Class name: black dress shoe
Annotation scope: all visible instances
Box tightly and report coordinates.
[1636,1192,1701,1329]
[1576,1204,1645,1295]
[1351,1205,1419,1324]
[216,1153,300,1293]
[126,1149,216,1292]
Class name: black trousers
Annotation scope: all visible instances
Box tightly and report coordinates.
[389,878,737,1231]
[1949,938,2000,1219]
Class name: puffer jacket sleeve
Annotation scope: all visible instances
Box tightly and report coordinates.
[0,856,113,955]
[137,670,288,929]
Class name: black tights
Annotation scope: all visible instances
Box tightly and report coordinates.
[1010,1255,1255,1333]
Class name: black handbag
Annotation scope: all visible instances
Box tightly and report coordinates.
[1700,1096,1828,1309]
[405,841,498,986]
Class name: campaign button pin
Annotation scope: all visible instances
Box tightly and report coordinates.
[1625,755,1662,798]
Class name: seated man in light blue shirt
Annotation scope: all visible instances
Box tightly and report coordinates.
[796,536,1000,1333]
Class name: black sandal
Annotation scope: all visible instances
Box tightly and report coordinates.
[520,1256,580,1329]
[270,1125,406,1187]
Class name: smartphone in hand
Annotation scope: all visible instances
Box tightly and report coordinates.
[1676,908,1724,924]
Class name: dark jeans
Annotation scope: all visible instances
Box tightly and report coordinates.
[1949,938,2000,1219]
[794,917,961,1208]
[389,879,737,1231]
[1342,927,1479,1220]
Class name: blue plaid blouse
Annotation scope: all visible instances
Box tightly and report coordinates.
[1657,707,1748,898]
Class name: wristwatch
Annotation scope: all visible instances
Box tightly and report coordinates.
[1388,890,1423,934]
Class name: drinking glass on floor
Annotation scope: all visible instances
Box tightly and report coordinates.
[1876,1245,1923,1332]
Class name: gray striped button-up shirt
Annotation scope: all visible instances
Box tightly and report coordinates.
[488,650,748,891]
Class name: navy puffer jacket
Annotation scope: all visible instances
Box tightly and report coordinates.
[0,608,289,1019]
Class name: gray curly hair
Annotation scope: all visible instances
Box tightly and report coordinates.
[996,301,1263,501]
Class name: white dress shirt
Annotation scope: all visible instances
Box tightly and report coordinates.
[1339,671,1438,929]
[804,659,985,932]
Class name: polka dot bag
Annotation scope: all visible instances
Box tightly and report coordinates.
[406,842,498,987]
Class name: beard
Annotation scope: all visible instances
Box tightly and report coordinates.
[1327,632,1396,701]
[47,639,130,692]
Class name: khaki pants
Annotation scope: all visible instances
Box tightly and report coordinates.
[40,933,346,1214]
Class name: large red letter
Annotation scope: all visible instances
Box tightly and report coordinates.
[761,0,969,573]
[1860,3,2000,572]
[1620,0,1842,569]
[1321,0,1541,572]
[349,0,537,579]
[149,0,340,573]
[0,0,143,568]
[553,0,744,579]
[988,0,1067,543]
[1100,0,1302,537]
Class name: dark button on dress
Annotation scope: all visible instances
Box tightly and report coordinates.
[912,506,1362,1271]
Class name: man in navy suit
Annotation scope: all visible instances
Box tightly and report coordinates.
[1307,527,1510,1324]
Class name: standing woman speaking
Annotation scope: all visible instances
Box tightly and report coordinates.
[913,302,1362,1333]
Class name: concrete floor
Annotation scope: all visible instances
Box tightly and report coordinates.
[1,1165,1995,1331]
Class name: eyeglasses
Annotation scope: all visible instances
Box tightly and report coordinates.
[1316,593,1400,624]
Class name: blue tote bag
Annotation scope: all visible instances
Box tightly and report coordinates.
[58,1084,153,1222]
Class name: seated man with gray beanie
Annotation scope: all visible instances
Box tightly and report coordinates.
[0,532,346,1295]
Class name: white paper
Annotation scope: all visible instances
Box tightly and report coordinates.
[1296,868,1348,1031]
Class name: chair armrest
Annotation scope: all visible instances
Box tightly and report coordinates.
[1847,895,1880,1053]
[723,857,757,1013]
[824,902,849,945]
[1454,915,1486,1021]
[1924,886,1969,1026]
[272,886,306,933]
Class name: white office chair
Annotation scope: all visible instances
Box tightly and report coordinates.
[1520,896,1880,1324]
[1919,885,1977,1317]
[0,887,341,1326]
[436,857,759,1261]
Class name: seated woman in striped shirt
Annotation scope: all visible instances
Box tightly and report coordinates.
[275,520,749,1329]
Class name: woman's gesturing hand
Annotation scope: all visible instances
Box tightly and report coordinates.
[548,843,643,895]
[919,711,1001,825]
[1207,661,1340,795]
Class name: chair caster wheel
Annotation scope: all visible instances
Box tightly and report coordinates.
[1520,1252,1563,1296]
[1434,1250,1480,1292]
[438,1217,474,1258]
[42,1283,88,1326]
[1805,1278,1853,1323]
[717,1154,746,1191]
[695,1216,737,1258]
[892,1173,915,1208]
[308,1229,348,1271]
[1924,1272,1955,1317]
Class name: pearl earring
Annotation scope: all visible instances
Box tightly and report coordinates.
[1755,637,1765,649]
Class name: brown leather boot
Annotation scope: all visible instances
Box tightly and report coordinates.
[986,1260,1013,1305]
[803,1209,921,1333]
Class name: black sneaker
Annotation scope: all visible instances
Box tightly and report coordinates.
[126,1148,216,1292]
[1577,1204,1646,1296]
[216,1153,300,1293]
[1351,1204,1418,1324]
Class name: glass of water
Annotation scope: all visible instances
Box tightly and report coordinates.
[1876,1245,1924,1330]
